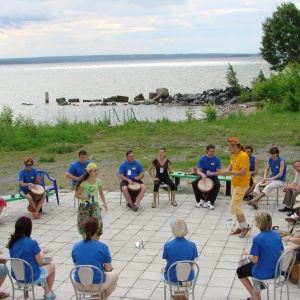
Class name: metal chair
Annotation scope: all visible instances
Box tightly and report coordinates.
[151,169,171,205]
[163,260,199,300]
[117,171,124,205]
[70,265,105,300]
[4,258,47,300]
[37,170,59,204]
[251,250,296,300]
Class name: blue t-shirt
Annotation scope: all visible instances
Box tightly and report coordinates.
[67,160,90,185]
[249,155,256,176]
[269,156,286,182]
[198,155,221,177]
[19,168,38,191]
[250,230,283,279]
[118,160,144,181]
[9,237,41,282]
[162,237,198,283]
[72,239,112,283]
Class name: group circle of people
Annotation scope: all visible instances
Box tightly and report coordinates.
[1,137,300,299]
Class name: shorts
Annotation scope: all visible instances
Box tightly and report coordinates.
[33,266,48,284]
[236,262,254,279]
[19,190,30,197]
[0,264,7,277]
[230,186,249,215]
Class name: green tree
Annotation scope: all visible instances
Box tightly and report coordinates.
[226,63,242,94]
[260,2,300,71]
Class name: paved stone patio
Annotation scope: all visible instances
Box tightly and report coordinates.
[0,186,299,299]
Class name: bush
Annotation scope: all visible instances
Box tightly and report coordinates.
[38,156,56,163]
[203,104,217,121]
[0,105,13,125]
[185,108,196,121]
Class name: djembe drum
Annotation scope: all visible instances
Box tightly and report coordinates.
[128,182,141,203]
[295,194,300,203]
[259,181,269,192]
[197,178,214,200]
[28,185,45,212]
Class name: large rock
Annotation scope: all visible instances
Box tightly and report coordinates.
[68,98,80,103]
[116,95,129,102]
[134,93,145,101]
[156,88,169,99]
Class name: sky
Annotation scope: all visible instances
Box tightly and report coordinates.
[0,0,299,59]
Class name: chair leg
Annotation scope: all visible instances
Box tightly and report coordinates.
[120,190,122,205]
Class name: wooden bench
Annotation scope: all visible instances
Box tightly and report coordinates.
[3,191,55,203]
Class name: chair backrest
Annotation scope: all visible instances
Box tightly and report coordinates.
[5,258,34,284]
[274,250,296,286]
[285,165,293,185]
[70,265,104,300]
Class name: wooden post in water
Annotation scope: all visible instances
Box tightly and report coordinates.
[45,92,49,104]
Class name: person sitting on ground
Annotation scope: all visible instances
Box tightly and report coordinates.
[19,158,46,220]
[247,147,286,210]
[148,147,176,208]
[161,218,198,284]
[66,150,90,189]
[278,160,300,214]
[192,144,221,210]
[0,250,9,299]
[118,150,146,211]
[8,216,56,300]
[0,198,7,225]
[71,217,118,299]
[237,212,283,300]
[244,146,258,200]
[75,163,108,240]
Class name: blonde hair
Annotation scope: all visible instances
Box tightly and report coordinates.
[255,211,272,232]
[171,218,188,237]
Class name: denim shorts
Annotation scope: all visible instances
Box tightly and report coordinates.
[33,266,48,284]
[0,264,7,277]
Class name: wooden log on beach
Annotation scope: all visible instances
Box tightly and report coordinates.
[45,92,49,104]
[68,98,80,103]
[116,95,129,102]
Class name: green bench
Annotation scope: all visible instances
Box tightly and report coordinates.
[3,191,55,203]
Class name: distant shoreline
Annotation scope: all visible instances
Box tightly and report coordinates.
[0,53,260,65]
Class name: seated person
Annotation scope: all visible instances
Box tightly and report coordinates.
[161,218,198,283]
[0,250,9,299]
[148,147,176,208]
[19,158,46,220]
[247,147,286,209]
[278,160,300,213]
[0,198,7,225]
[8,216,56,300]
[71,217,118,298]
[118,150,146,211]
[244,146,258,200]
[192,144,221,210]
[237,212,283,300]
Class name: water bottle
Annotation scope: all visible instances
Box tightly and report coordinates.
[177,183,182,192]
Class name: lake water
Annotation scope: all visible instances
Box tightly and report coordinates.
[0,56,270,123]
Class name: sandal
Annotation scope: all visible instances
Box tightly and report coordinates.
[32,213,40,219]
[132,204,138,211]
[230,227,242,235]
[172,200,178,206]
[0,292,10,299]
[151,203,156,208]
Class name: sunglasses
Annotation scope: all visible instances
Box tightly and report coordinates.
[25,164,32,167]
[91,169,98,172]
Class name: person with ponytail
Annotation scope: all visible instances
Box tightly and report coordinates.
[71,217,118,298]
[8,217,56,300]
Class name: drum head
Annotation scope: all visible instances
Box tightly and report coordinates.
[259,182,268,187]
[197,178,214,192]
[128,182,141,191]
[293,202,300,210]
[296,194,300,202]
[31,185,45,194]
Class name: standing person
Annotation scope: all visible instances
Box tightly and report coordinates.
[66,150,90,188]
[19,158,46,220]
[192,144,221,210]
[278,160,300,213]
[118,150,146,211]
[75,163,108,240]
[247,147,286,210]
[8,216,56,300]
[244,146,258,200]
[0,198,7,225]
[236,212,283,300]
[148,147,176,208]
[161,218,198,283]
[71,217,118,299]
[221,137,251,237]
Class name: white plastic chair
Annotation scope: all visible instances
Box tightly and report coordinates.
[163,260,199,300]
[70,265,105,300]
[4,258,47,300]
[251,250,296,300]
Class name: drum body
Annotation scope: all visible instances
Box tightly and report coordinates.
[293,202,300,213]
[128,182,141,203]
[197,178,214,200]
[28,185,45,212]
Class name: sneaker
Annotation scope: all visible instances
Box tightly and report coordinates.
[195,199,205,208]
[51,291,56,299]
[247,200,258,209]
[248,194,254,200]
[206,201,214,210]
[255,281,267,291]
[285,213,299,222]
[239,225,251,238]
[278,206,292,212]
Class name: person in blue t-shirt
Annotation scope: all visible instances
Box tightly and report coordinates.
[192,144,221,210]
[71,217,118,298]
[247,147,286,209]
[66,150,90,188]
[8,216,56,300]
[244,146,259,200]
[237,212,283,300]
[162,218,198,283]
[118,150,146,211]
[19,158,46,220]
